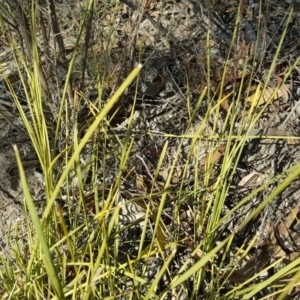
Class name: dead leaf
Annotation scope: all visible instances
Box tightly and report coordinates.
[245,86,288,106]
[220,97,230,112]
[136,174,147,191]
[271,205,300,259]
[226,243,271,284]
[128,199,168,250]
[238,171,268,186]
[159,166,183,184]
[276,75,291,102]
[226,206,300,284]
[200,144,229,168]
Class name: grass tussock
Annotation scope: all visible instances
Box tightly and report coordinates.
[1,0,300,299]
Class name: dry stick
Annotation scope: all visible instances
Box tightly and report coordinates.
[119,1,144,88]
[80,2,94,91]
[248,128,300,137]
[281,100,300,126]
[2,0,29,59]
[4,0,58,126]
[48,0,74,108]
[0,3,19,31]
[38,5,59,123]
[5,0,62,129]
[0,98,27,109]
[7,0,50,96]
[48,0,66,59]
[38,6,50,63]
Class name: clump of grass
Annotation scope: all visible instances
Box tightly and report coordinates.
[1,0,300,299]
